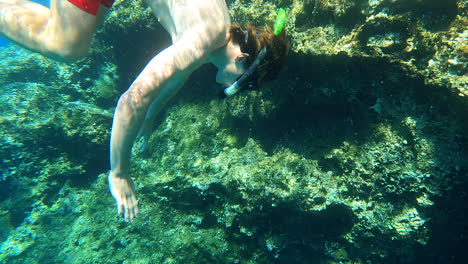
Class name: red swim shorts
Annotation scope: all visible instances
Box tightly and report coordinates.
[68,0,115,16]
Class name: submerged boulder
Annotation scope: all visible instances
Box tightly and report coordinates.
[0,0,467,263]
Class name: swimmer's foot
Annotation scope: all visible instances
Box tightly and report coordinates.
[108,171,139,221]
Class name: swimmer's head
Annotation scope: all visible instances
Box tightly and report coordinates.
[213,20,289,91]
[222,23,289,94]
[214,38,250,87]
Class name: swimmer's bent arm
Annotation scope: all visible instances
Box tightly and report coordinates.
[108,31,216,221]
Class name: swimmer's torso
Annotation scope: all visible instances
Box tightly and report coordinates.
[145,0,231,43]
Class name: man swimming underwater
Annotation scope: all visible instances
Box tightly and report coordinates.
[0,0,288,221]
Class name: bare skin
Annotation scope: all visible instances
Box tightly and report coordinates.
[0,0,109,62]
[109,0,249,221]
[1,0,248,221]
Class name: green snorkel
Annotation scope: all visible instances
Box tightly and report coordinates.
[273,8,286,35]
[223,8,287,97]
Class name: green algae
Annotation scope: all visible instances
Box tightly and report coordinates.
[1,0,468,263]
[229,0,468,98]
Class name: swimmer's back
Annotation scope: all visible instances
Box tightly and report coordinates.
[146,0,230,43]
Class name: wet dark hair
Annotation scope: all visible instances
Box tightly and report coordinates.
[229,24,289,88]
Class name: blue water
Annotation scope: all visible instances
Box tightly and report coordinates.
[0,0,50,47]
[0,38,8,47]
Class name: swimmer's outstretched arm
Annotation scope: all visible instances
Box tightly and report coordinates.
[137,77,185,153]
[108,31,220,221]
[0,0,108,62]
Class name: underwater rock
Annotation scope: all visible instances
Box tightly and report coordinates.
[229,0,467,98]
[0,0,467,263]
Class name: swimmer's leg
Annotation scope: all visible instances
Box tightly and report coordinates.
[0,0,110,62]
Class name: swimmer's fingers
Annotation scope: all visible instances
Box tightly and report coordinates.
[123,193,139,222]
[132,197,139,219]
[116,198,124,218]
[108,172,138,221]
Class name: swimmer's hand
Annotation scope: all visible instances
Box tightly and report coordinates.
[108,171,139,221]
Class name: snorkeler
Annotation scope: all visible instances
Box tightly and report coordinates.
[0,0,288,221]
[110,1,288,221]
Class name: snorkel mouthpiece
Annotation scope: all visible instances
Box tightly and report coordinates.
[224,47,267,97]
[273,8,286,35]
[224,82,241,97]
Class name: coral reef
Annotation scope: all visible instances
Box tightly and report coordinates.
[0,0,467,263]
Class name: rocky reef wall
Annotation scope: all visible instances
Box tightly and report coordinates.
[0,0,467,263]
